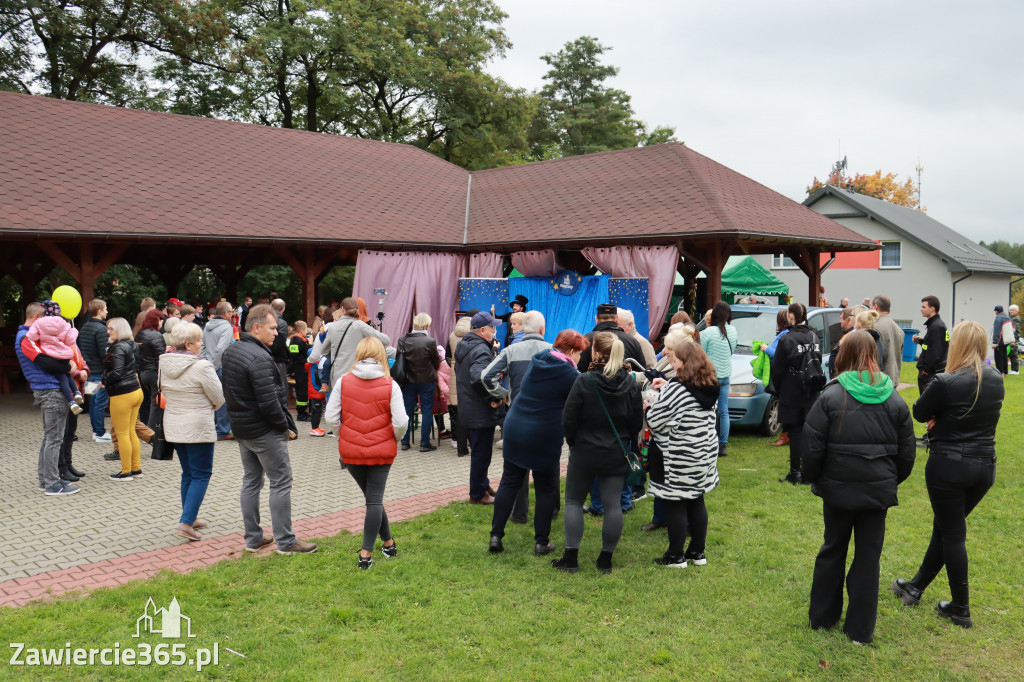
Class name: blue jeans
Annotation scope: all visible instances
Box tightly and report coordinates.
[717,377,730,445]
[175,442,215,525]
[401,381,435,446]
[87,373,109,436]
[214,368,231,437]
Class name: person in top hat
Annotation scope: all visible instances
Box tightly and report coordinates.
[491,295,529,348]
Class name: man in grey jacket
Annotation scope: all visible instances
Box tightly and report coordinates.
[309,297,390,387]
[202,301,235,439]
[871,295,904,386]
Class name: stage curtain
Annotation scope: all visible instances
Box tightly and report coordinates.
[512,250,562,277]
[509,275,610,344]
[353,250,464,348]
[582,245,679,340]
[467,252,503,278]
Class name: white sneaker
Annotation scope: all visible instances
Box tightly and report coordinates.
[93,432,112,442]
[495,439,503,449]
[451,440,459,449]
[1009,370,1020,375]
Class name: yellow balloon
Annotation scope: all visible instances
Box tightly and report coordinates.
[52,285,82,319]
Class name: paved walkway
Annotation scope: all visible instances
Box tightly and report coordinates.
[0,394,563,607]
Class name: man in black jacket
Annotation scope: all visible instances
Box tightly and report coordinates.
[270,299,290,387]
[222,304,317,555]
[79,298,111,442]
[455,311,503,504]
[398,312,441,452]
[578,303,645,372]
[913,295,948,394]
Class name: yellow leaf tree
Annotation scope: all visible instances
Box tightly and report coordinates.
[807,169,919,209]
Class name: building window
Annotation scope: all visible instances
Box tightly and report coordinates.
[772,254,798,269]
[879,241,901,268]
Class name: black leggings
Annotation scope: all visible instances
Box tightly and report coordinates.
[663,496,708,557]
[784,421,807,473]
[309,398,324,430]
[912,454,994,605]
[346,464,393,552]
[564,462,624,554]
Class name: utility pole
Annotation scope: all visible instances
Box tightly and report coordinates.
[916,161,924,210]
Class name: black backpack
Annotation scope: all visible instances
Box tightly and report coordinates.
[788,335,826,399]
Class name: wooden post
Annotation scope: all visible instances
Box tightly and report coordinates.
[275,246,338,323]
[783,247,823,306]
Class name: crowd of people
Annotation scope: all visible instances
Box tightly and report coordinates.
[12,286,1015,644]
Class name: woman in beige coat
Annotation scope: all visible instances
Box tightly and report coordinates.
[158,322,225,541]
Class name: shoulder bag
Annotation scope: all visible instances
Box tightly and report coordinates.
[150,366,173,461]
[391,335,409,385]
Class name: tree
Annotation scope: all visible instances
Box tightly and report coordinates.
[807,168,919,208]
[0,0,231,104]
[533,36,641,157]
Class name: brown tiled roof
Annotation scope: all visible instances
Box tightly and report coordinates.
[468,143,875,248]
[0,91,875,250]
[0,91,468,246]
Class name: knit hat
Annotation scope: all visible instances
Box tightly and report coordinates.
[41,300,62,317]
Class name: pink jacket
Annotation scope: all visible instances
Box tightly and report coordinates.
[26,316,78,360]
[434,346,451,414]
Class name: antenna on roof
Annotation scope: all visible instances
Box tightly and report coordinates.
[829,155,847,187]
[916,160,924,210]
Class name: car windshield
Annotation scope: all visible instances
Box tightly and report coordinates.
[700,311,781,355]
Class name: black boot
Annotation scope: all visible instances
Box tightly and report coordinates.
[936,601,972,628]
[892,578,923,606]
[779,470,803,485]
[59,468,80,483]
[67,463,86,478]
[552,549,579,574]
[718,442,727,457]
[596,550,613,575]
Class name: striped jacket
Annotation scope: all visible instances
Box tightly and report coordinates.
[646,381,720,501]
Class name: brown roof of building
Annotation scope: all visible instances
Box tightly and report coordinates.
[0,91,875,251]
[469,143,874,248]
[0,91,468,246]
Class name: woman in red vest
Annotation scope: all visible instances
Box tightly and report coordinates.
[326,337,409,569]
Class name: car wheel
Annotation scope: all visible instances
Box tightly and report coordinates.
[760,396,781,436]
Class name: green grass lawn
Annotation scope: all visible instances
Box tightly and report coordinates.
[3,365,1023,680]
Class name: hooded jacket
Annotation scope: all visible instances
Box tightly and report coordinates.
[454,331,503,429]
[646,379,720,500]
[913,364,1004,459]
[158,351,225,443]
[201,317,233,369]
[308,317,391,387]
[26,315,78,360]
[803,372,915,510]
[221,333,290,439]
[562,367,643,475]
[769,323,822,423]
[993,311,1011,344]
[502,349,580,471]
[326,358,408,465]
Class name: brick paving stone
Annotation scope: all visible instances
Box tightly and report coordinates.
[0,393,569,607]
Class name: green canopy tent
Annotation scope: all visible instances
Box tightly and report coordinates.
[720,256,789,304]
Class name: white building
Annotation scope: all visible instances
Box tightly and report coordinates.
[754,186,1023,340]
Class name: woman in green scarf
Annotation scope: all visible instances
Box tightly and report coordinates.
[802,331,916,645]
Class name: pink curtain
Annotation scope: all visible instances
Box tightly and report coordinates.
[467,252,503,278]
[353,250,464,349]
[582,246,679,340]
[512,250,562,277]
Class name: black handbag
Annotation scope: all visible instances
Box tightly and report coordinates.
[150,369,173,460]
[391,337,408,385]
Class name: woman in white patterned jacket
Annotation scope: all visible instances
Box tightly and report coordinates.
[645,341,721,568]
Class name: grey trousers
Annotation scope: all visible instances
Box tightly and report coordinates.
[238,431,297,550]
[346,464,393,551]
[34,389,68,488]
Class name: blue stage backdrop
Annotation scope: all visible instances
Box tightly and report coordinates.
[609,278,649,339]
[459,275,651,345]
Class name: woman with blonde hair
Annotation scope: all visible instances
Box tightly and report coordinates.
[852,309,887,371]
[892,321,1005,628]
[102,317,143,481]
[159,322,224,541]
[326,337,409,569]
[555,332,643,574]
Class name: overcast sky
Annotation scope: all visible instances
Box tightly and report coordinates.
[489,0,1023,244]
